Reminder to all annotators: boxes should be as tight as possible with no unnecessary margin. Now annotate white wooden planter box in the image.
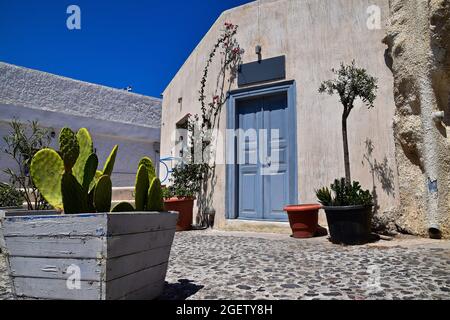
[0,211,178,300]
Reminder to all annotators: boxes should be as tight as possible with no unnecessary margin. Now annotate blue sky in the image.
[0,0,253,98]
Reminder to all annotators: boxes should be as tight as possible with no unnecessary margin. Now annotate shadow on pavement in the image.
[159,279,204,300]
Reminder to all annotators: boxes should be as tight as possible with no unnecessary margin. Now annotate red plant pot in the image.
[284,204,322,239]
[164,197,194,231]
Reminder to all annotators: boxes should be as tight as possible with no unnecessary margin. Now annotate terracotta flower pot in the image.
[284,204,321,238]
[164,197,194,231]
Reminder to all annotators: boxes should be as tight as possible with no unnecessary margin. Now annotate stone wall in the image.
[384,0,450,238]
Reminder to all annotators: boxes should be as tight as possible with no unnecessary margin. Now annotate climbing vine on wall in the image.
[187,22,243,165]
[186,22,244,224]
[198,22,243,132]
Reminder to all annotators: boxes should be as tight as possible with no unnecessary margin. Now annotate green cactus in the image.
[59,128,80,171]
[138,157,156,181]
[94,175,112,213]
[135,164,149,211]
[87,188,96,212]
[111,202,135,212]
[82,153,99,192]
[30,148,65,210]
[30,127,116,214]
[89,170,104,192]
[147,177,164,211]
[111,157,164,213]
[102,145,118,177]
[30,127,162,215]
[61,172,87,214]
[73,128,94,185]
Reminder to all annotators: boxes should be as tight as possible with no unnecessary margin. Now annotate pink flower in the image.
[224,22,234,30]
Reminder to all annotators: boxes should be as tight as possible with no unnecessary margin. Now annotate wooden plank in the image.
[3,236,105,259]
[106,246,171,281]
[4,210,59,217]
[117,279,165,300]
[2,212,176,300]
[0,216,5,251]
[0,231,5,251]
[13,277,101,300]
[9,257,103,281]
[2,213,107,237]
[107,212,178,235]
[105,262,168,300]
[107,229,176,258]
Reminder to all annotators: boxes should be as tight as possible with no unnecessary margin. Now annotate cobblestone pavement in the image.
[160,231,450,300]
[1,230,449,300]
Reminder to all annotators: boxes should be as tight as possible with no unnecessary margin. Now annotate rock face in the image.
[384,0,450,238]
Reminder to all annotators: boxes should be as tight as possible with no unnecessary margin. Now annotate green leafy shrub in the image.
[316,178,373,207]
[0,182,24,208]
[163,163,205,199]
[2,119,54,210]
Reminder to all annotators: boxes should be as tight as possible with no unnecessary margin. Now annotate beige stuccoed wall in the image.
[161,0,398,228]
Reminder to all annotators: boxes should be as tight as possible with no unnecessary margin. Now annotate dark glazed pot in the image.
[284,204,321,238]
[323,205,373,245]
[164,197,194,231]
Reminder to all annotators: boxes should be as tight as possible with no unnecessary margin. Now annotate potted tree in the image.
[0,127,177,300]
[163,163,203,231]
[316,179,374,245]
[0,182,24,210]
[316,61,378,245]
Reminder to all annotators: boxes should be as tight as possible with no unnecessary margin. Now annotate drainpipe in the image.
[415,0,445,239]
[419,78,442,239]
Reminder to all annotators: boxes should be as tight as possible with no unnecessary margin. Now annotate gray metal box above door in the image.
[238,56,286,87]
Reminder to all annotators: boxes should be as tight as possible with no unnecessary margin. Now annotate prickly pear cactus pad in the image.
[139,157,156,181]
[135,164,150,211]
[89,170,104,193]
[147,177,164,211]
[102,145,118,177]
[82,153,99,192]
[30,149,65,210]
[94,175,112,213]
[61,172,88,214]
[73,128,94,185]
[59,128,80,171]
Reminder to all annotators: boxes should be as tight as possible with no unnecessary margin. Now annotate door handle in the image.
[262,157,271,168]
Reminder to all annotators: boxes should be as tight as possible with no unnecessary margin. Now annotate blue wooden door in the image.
[237,92,290,221]
[237,97,263,219]
[262,94,290,220]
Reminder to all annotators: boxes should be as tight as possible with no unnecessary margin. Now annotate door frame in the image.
[226,80,298,220]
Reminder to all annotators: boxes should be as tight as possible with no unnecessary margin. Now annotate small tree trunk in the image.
[342,115,351,184]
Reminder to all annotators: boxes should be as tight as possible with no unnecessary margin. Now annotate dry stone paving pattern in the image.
[160,231,450,300]
[0,230,449,300]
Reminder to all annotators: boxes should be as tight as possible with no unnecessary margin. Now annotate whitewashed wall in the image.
[0,62,161,187]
